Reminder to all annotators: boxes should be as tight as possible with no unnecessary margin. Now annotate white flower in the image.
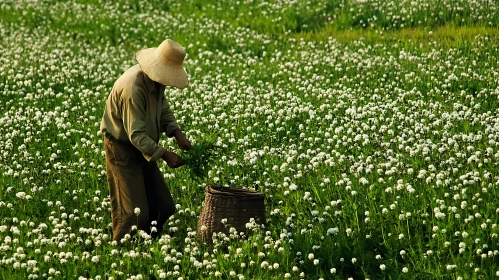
[380,264,386,270]
[327,227,339,235]
[402,267,408,273]
[260,261,269,268]
[134,207,141,216]
[16,192,27,199]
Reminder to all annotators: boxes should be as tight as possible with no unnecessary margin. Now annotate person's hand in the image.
[175,129,193,150]
[162,151,184,168]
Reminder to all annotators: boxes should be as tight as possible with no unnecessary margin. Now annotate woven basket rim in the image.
[206,185,264,197]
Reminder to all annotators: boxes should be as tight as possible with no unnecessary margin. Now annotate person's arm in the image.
[122,89,166,162]
[161,98,192,150]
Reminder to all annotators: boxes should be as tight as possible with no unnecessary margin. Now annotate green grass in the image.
[1,0,499,279]
[295,24,499,48]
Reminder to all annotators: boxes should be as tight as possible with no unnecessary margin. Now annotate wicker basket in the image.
[197,185,266,243]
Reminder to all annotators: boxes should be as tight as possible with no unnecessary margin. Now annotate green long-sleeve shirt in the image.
[100,64,180,162]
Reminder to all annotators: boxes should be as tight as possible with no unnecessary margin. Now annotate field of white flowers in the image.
[1,0,499,279]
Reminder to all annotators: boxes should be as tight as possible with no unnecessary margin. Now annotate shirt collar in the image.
[143,71,165,95]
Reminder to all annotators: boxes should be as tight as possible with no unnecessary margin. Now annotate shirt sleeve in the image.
[122,87,166,162]
[160,97,180,137]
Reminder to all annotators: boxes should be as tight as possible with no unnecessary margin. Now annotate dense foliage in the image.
[181,134,223,180]
[1,0,499,279]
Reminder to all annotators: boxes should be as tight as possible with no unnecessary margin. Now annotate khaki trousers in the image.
[104,136,175,242]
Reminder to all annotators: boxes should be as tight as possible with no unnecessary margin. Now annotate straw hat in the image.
[135,39,189,89]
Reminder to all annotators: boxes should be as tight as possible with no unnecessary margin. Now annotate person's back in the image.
[101,64,140,142]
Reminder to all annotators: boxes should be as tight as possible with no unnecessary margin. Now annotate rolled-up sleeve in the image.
[161,98,180,137]
[122,88,166,162]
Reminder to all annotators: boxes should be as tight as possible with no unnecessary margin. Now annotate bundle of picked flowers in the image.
[180,133,224,180]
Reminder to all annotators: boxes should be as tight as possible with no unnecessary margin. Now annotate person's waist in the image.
[103,131,118,141]
[104,132,135,146]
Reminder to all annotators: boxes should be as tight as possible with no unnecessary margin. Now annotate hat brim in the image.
[136,48,189,89]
